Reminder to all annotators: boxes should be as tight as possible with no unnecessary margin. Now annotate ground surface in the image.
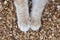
[0,0,60,40]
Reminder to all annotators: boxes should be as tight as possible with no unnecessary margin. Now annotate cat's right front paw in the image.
[17,18,31,33]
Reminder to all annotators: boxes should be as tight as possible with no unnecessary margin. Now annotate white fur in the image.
[14,0,48,32]
[14,0,30,33]
[31,0,48,30]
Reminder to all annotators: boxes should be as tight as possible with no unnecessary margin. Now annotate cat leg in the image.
[31,0,48,31]
[14,0,30,33]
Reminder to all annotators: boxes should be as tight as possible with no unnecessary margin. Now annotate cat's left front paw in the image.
[30,19,41,31]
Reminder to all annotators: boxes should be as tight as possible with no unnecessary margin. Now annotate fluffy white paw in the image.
[31,0,48,31]
[14,0,30,33]
[14,0,48,32]
[17,21,30,33]
[30,19,41,31]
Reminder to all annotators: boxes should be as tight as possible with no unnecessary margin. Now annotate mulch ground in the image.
[0,0,60,40]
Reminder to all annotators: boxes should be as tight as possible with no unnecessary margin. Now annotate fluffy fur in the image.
[14,0,30,33]
[14,0,48,33]
[31,0,48,30]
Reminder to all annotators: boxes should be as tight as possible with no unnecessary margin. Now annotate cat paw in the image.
[17,19,31,33]
[31,20,41,31]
